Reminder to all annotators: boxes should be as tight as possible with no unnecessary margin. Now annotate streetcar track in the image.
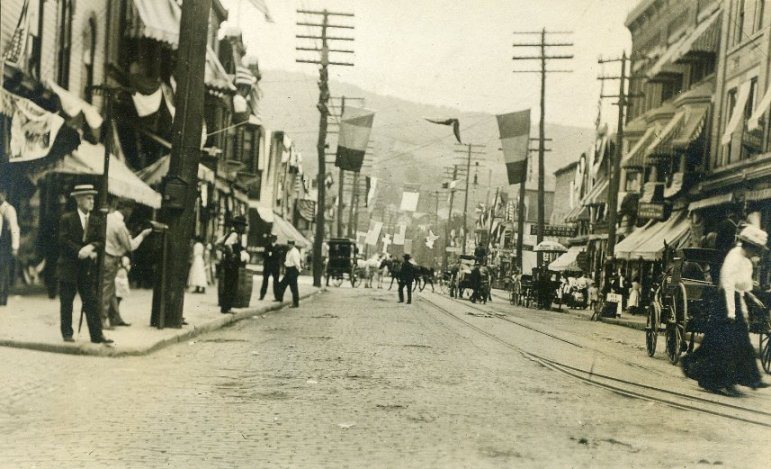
[419,294,771,428]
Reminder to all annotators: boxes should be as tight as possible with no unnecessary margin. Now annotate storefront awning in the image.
[35,142,162,208]
[671,10,722,64]
[632,211,690,260]
[272,214,311,249]
[582,179,609,206]
[721,80,752,145]
[135,154,215,185]
[126,0,181,49]
[548,246,584,272]
[646,111,685,160]
[564,204,587,223]
[126,0,235,93]
[622,126,658,169]
[745,188,771,202]
[615,211,690,260]
[689,192,733,211]
[254,206,275,223]
[671,105,709,150]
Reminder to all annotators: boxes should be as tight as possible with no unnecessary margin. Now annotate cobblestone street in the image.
[2,286,769,468]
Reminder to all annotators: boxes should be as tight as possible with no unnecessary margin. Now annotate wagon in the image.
[645,248,771,372]
[324,238,359,288]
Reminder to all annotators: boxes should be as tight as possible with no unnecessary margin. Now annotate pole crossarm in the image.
[512,42,574,47]
[296,35,354,41]
[512,55,574,60]
[297,22,354,29]
[512,70,573,73]
[296,47,355,53]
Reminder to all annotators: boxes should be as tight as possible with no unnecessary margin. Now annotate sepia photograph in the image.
[0,0,770,467]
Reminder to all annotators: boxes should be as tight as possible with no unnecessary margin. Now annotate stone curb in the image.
[0,289,324,358]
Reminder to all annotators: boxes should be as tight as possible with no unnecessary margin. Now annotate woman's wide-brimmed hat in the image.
[738,225,769,251]
[70,184,98,197]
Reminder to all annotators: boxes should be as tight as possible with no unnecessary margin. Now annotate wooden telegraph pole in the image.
[152,0,211,328]
[597,52,644,258]
[296,9,354,287]
[442,165,459,271]
[454,144,485,255]
[512,29,572,266]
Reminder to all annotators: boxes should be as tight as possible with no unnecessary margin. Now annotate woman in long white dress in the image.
[188,239,208,293]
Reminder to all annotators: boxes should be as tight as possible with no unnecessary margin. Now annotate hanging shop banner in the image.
[335,107,375,172]
[400,191,420,212]
[366,176,377,210]
[393,223,407,245]
[0,88,64,163]
[638,202,665,220]
[496,109,531,184]
[365,220,383,246]
[529,224,577,237]
[296,199,316,222]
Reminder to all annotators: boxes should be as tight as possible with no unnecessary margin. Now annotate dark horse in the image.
[380,258,402,290]
[412,265,435,292]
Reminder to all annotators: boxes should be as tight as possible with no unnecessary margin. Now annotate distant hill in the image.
[258,69,595,212]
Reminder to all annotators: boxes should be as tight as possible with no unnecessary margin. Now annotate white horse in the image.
[356,255,382,288]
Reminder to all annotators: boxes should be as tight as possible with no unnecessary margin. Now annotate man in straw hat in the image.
[277,239,302,308]
[57,184,112,344]
[0,185,20,307]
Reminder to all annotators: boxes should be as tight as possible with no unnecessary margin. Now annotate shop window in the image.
[757,0,766,31]
[736,0,747,45]
[724,88,738,165]
[56,0,74,87]
[741,79,763,160]
[661,78,683,102]
[690,56,715,84]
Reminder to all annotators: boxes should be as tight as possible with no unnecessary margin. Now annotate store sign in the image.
[530,224,577,237]
[638,202,665,220]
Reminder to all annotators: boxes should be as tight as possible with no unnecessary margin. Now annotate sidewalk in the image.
[0,274,320,357]
[489,289,648,330]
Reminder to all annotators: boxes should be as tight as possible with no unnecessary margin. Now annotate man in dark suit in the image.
[398,254,415,304]
[259,234,280,301]
[58,184,112,344]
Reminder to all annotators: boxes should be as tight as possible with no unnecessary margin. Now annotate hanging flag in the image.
[336,107,375,172]
[381,233,393,253]
[365,220,383,246]
[497,109,531,185]
[2,0,34,70]
[393,223,407,245]
[0,88,64,163]
[367,177,378,212]
[400,191,420,212]
[425,118,461,144]
[245,0,274,22]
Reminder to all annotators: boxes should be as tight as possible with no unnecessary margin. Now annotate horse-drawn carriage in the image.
[324,238,359,288]
[645,248,771,373]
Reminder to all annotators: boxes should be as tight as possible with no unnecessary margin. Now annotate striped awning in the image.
[615,211,690,260]
[746,188,771,202]
[671,105,709,150]
[672,10,722,64]
[646,111,686,160]
[622,126,658,169]
[126,0,235,93]
[582,179,609,207]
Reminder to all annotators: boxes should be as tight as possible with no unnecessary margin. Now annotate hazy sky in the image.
[220,0,638,129]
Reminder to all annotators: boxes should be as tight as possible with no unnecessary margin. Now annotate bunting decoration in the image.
[0,88,64,163]
[425,118,461,144]
[496,109,531,185]
[425,230,440,249]
[2,0,36,70]
[335,107,375,172]
[399,191,420,212]
[393,223,407,245]
[365,220,383,246]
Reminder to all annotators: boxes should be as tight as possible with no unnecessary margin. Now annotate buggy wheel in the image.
[645,306,657,357]
[665,322,682,365]
[760,333,771,374]
[333,275,343,287]
[350,271,359,288]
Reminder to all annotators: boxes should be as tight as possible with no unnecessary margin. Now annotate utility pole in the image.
[454,143,485,255]
[442,165,459,271]
[296,9,354,287]
[597,52,644,260]
[512,28,572,267]
[152,0,211,328]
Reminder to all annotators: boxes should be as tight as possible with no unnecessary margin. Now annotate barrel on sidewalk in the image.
[216,265,253,308]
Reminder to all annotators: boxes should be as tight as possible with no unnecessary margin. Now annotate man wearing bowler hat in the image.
[259,234,280,301]
[398,253,415,304]
[217,215,249,313]
[57,184,112,344]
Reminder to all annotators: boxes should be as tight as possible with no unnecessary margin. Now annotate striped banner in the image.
[336,107,375,172]
[496,109,531,185]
